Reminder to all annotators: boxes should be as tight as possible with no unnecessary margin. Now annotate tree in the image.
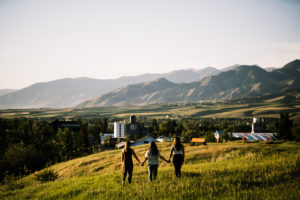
[205,131,216,142]
[182,130,198,142]
[103,118,108,133]
[276,112,293,140]
[169,119,177,136]
[292,124,300,141]
[77,125,89,154]
[159,121,169,136]
[152,119,159,132]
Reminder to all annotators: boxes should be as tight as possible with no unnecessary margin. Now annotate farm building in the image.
[156,136,173,142]
[116,136,159,149]
[125,115,147,138]
[114,121,125,138]
[131,136,158,147]
[214,117,276,142]
[232,133,276,141]
[214,131,276,142]
[115,141,135,149]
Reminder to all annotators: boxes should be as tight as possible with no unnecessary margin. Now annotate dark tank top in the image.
[123,148,133,164]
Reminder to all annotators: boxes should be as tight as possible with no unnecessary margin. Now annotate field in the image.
[1,141,300,200]
[0,90,299,122]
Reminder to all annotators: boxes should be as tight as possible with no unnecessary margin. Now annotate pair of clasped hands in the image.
[140,159,171,166]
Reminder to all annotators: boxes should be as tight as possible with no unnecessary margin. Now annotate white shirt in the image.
[145,150,160,165]
[171,145,183,155]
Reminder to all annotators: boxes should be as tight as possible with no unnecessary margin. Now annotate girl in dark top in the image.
[141,141,169,181]
[121,141,141,185]
[168,137,185,177]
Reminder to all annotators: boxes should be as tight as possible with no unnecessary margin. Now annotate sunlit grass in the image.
[1,141,300,199]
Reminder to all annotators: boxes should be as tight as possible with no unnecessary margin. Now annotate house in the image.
[131,136,157,147]
[115,140,135,149]
[156,136,173,142]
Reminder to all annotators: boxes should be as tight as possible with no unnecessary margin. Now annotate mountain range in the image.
[0,89,17,97]
[0,60,298,108]
[79,60,300,107]
[0,67,220,108]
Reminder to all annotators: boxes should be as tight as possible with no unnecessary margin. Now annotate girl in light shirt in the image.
[168,137,184,177]
[142,141,169,181]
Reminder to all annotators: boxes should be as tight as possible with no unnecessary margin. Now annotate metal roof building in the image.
[232,133,276,141]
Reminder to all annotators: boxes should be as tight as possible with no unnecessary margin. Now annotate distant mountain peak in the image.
[143,78,175,87]
[281,59,300,70]
[221,64,241,71]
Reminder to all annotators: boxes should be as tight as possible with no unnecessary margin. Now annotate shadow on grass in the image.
[93,166,105,172]
[183,171,202,178]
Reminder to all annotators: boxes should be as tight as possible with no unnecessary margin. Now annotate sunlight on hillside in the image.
[2,141,300,200]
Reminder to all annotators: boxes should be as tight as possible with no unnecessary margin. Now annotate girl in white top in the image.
[142,141,169,181]
[168,137,185,177]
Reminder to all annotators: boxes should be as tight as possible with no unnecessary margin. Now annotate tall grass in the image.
[1,141,300,199]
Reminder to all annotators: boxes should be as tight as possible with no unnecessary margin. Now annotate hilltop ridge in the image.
[80,60,300,107]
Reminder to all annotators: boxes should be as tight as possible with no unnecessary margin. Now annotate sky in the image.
[1,0,300,89]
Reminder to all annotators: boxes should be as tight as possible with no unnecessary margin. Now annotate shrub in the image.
[35,169,58,183]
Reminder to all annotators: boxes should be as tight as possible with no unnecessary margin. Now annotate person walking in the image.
[121,141,141,185]
[142,141,169,181]
[168,137,184,177]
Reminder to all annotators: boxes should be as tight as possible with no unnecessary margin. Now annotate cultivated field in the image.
[1,141,300,199]
[1,90,299,121]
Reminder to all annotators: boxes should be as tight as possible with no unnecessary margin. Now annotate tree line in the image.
[0,113,299,181]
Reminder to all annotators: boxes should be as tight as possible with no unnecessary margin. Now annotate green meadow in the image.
[1,141,300,200]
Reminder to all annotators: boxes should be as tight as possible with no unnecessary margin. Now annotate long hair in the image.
[174,137,182,151]
[124,141,131,152]
[149,141,159,156]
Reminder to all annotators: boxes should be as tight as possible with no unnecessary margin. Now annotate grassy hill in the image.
[1,141,300,199]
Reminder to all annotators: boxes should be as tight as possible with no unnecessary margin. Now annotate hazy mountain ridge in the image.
[0,89,17,97]
[0,67,220,108]
[79,59,300,107]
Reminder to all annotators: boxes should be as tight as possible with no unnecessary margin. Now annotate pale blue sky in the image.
[1,0,300,89]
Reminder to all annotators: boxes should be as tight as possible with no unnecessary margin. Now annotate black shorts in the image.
[173,154,183,165]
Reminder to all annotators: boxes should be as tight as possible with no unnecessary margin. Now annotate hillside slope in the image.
[1,141,300,200]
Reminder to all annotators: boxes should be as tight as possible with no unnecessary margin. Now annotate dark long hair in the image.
[174,137,182,151]
[149,141,158,156]
[124,141,131,152]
